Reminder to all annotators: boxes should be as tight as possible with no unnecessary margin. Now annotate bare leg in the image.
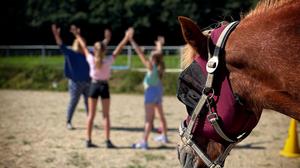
[101,98,110,140]
[155,104,168,137]
[143,104,155,142]
[82,82,90,115]
[87,98,97,141]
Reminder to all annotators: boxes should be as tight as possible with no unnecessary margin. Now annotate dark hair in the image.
[151,52,165,79]
[100,41,106,51]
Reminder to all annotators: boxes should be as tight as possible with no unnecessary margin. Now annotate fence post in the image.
[41,45,46,63]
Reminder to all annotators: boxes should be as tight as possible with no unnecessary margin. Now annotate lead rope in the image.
[179,21,243,168]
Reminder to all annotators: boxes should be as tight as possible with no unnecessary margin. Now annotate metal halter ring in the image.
[202,87,215,99]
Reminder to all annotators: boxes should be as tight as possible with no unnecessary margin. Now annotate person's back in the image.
[143,63,160,89]
[129,33,168,149]
[60,41,90,82]
[70,25,133,148]
[86,52,114,81]
[51,24,91,130]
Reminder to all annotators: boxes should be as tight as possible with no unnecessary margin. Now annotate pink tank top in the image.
[86,53,115,80]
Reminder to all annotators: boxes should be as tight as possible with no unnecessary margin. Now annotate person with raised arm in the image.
[70,25,133,148]
[128,31,168,150]
[52,24,108,130]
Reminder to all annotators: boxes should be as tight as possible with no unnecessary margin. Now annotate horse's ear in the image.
[178,16,207,57]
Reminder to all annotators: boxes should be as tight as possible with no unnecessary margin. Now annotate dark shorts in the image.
[88,81,110,99]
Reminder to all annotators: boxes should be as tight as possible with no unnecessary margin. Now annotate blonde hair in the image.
[180,29,212,70]
[94,42,106,69]
[181,44,196,70]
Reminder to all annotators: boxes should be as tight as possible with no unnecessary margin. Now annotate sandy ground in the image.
[0,90,299,168]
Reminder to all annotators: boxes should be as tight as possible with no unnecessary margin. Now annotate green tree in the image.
[24,0,258,45]
[26,0,90,27]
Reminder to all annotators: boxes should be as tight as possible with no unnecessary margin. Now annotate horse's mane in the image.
[181,44,196,69]
[244,0,295,19]
[181,29,214,69]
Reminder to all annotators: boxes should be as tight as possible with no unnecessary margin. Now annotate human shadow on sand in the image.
[110,126,178,133]
[234,141,268,150]
[70,126,177,133]
[84,145,176,150]
[114,145,176,150]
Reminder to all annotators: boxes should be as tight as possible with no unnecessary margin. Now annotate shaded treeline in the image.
[0,0,258,45]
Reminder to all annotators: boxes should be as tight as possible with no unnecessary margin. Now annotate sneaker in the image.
[86,140,98,148]
[154,135,168,143]
[105,140,116,148]
[132,141,148,150]
[67,123,74,130]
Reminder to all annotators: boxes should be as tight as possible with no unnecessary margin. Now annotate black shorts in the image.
[88,80,110,99]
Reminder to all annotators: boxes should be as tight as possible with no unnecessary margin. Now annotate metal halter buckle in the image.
[202,87,215,100]
[178,122,186,137]
[210,164,222,168]
[206,56,219,73]
[207,112,219,122]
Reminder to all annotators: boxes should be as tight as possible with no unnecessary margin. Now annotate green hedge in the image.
[0,65,179,95]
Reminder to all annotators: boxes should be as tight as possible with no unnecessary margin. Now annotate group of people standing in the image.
[51,24,168,149]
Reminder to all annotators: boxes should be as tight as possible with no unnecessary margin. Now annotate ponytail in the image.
[94,42,106,69]
[152,52,165,79]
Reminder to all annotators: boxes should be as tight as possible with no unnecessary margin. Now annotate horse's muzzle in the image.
[177,142,200,168]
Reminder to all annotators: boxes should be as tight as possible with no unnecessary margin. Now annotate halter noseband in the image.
[178,21,250,168]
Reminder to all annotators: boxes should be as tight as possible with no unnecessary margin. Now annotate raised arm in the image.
[112,28,131,59]
[51,24,62,45]
[102,29,111,46]
[70,25,90,56]
[128,30,150,69]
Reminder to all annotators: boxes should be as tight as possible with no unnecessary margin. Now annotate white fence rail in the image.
[0,45,184,72]
[0,45,183,56]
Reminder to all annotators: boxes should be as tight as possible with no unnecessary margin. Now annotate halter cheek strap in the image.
[179,21,251,168]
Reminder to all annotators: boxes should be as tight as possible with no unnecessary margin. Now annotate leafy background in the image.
[0,0,258,45]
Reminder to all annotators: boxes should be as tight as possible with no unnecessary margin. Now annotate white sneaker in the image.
[67,123,74,130]
[132,141,148,150]
[154,135,168,143]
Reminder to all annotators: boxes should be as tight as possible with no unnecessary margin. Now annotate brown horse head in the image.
[177,0,300,167]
